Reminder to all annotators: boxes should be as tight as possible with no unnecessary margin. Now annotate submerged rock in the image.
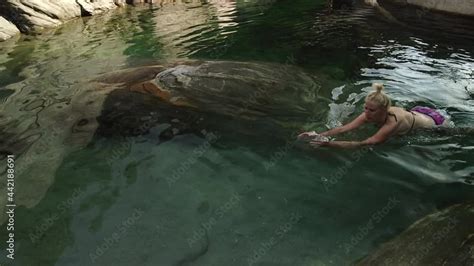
[356,202,474,265]
[95,60,327,142]
[0,59,324,224]
[102,60,321,119]
[96,60,327,140]
[0,79,118,224]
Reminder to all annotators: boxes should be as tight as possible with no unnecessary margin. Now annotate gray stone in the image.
[77,0,118,16]
[0,0,119,34]
[114,0,127,7]
[0,16,20,41]
[356,202,474,265]
[364,0,378,6]
[384,0,474,16]
[151,61,320,118]
[1,0,82,32]
[96,60,326,137]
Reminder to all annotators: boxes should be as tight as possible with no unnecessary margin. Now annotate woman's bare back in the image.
[388,107,436,135]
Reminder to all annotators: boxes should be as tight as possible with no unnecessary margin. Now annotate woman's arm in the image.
[298,113,367,140]
[317,140,365,149]
[320,113,367,137]
[312,121,398,149]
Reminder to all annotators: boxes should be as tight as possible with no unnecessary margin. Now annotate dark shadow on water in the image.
[94,88,311,149]
[0,38,36,87]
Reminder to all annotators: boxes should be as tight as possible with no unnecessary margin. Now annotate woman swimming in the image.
[298,83,448,148]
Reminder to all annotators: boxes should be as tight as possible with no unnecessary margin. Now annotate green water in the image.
[1,1,474,265]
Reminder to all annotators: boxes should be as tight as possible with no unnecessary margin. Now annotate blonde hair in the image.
[365,83,391,110]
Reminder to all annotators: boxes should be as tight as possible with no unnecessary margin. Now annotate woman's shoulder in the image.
[389,106,410,118]
[389,106,406,112]
[387,106,410,124]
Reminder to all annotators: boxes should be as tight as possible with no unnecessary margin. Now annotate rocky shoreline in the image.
[0,0,139,41]
[383,0,474,17]
[2,0,474,42]
[357,202,474,265]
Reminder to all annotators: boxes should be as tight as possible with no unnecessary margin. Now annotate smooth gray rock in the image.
[0,0,119,35]
[77,0,117,16]
[95,60,328,140]
[0,0,82,32]
[99,60,321,119]
[0,16,20,41]
[385,0,474,16]
[156,61,320,116]
[114,0,127,7]
[357,202,474,265]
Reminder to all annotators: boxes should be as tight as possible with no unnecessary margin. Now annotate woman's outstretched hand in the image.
[298,131,331,148]
[310,139,330,147]
[297,131,318,141]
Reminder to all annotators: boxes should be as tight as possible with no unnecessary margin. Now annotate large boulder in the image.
[107,60,321,119]
[0,16,20,41]
[0,0,82,32]
[356,202,474,265]
[76,0,118,16]
[0,0,119,34]
[95,60,327,141]
[93,60,331,153]
[384,0,474,16]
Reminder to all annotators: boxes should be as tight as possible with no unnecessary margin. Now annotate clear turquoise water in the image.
[0,1,474,265]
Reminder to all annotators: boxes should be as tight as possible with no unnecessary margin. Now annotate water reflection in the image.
[151,1,228,57]
[360,39,474,119]
[149,0,275,57]
[0,1,473,265]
